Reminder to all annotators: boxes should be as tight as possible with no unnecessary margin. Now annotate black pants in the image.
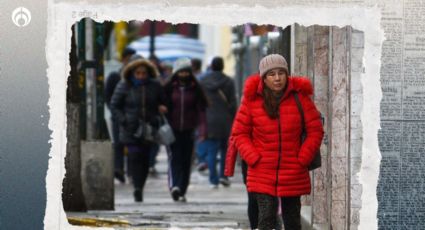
[280,196,301,230]
[251,192,301,230]
[242,161,301,230]
[242,161,259,229]
[127,144,150,191]
[149,143,160,168]
[112,117,126,176]
[168,129,194,196]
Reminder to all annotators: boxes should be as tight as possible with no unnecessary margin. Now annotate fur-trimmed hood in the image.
[121,58,160,81]
[243,73,314,100]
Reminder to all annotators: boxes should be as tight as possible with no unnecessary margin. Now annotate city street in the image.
[63,20,335,229]
[67,146,251,229]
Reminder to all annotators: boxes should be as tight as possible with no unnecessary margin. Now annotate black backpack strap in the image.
[293,92,305,133]
[294,92,323,171]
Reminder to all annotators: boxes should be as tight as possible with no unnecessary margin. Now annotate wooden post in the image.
[330,26,351,229]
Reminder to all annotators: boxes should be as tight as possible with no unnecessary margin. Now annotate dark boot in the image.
[171,187,181,201]
[115,170,125,184]
[134,189,143,202]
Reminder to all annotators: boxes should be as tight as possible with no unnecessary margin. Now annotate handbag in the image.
[293,93,322,171]
[133,119,156,143]
[155,115,175,145]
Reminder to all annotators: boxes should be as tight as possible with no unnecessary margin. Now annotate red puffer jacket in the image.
[227,74,323,197]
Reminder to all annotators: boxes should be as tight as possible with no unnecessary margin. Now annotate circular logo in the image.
[12,7,31,27]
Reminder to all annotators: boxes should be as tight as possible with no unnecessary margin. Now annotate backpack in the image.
[293,93,323,171]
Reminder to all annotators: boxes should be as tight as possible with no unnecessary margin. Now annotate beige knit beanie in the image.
[172,57,192,74]
[259,54,289,77]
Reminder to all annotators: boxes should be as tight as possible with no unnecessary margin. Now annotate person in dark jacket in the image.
[164,58,208,202]
[110,57,167,202]
[198,57,237,188]
[105,47,136,184]
[228,54,324,229]
[191,58,202,79]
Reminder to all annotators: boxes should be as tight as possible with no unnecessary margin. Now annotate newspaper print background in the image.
[39,0,424,229]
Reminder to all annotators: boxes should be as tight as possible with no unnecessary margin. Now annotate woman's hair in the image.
[262,85,281,119]
[122,58,159,81]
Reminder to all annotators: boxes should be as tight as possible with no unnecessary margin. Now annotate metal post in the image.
[94,22,107,139]
[78,20,87,140]
[85,18,95,140]
[149,20,156,58]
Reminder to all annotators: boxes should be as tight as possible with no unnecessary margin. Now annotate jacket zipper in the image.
[180,87,185,130]
[275,112,282,196]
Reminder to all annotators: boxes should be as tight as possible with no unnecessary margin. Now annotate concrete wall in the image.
[81,141,114,210]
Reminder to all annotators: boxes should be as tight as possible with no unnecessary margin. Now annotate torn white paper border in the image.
[44,2,384,229]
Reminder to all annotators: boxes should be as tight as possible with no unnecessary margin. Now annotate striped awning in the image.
[128,34,205,62]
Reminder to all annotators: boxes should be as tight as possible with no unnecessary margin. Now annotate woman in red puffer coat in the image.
[227,54,323,230]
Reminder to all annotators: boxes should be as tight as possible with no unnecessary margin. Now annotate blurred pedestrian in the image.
[191,58,202,79]
[164,58,208,202]
[147,54,165,176]
[225,54,324,229]
[193,57,213,171]
[149,55,164,79]
[105,47,136,184]
[110,57,167,202]
[160,61,173,80]
[198,57,236,188]
[196,56,214,81]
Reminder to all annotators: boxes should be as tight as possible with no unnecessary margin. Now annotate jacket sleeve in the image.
[224,135,238,177]
[226,79,237,119]
[110,81,128,125]
[105,71,120,108]
[297,94,324,167]
[156,81,167,107]
[231,97,261,167]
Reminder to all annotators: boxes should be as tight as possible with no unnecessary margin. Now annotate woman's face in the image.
[263,68,288,92]
[133,66,148,80]
[177,70,190,79]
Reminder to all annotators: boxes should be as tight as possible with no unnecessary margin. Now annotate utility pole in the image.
[78,20,87,140]
[149,20,156,58]
[85,18,96,140]
[94,22,107,139]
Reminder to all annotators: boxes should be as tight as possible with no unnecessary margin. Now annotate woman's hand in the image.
[158,105,168,114]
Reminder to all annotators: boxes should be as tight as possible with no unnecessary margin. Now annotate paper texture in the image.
[44,0,425,229]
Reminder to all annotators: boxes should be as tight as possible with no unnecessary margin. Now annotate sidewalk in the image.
[67,146,251,229]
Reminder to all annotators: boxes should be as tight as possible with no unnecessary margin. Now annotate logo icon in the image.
[12,7,31,27]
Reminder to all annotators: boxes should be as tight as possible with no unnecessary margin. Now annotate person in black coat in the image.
[110,57,167,202]
[105,47,136,184]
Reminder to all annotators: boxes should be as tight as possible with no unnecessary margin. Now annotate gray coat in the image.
[200,71,237,139]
